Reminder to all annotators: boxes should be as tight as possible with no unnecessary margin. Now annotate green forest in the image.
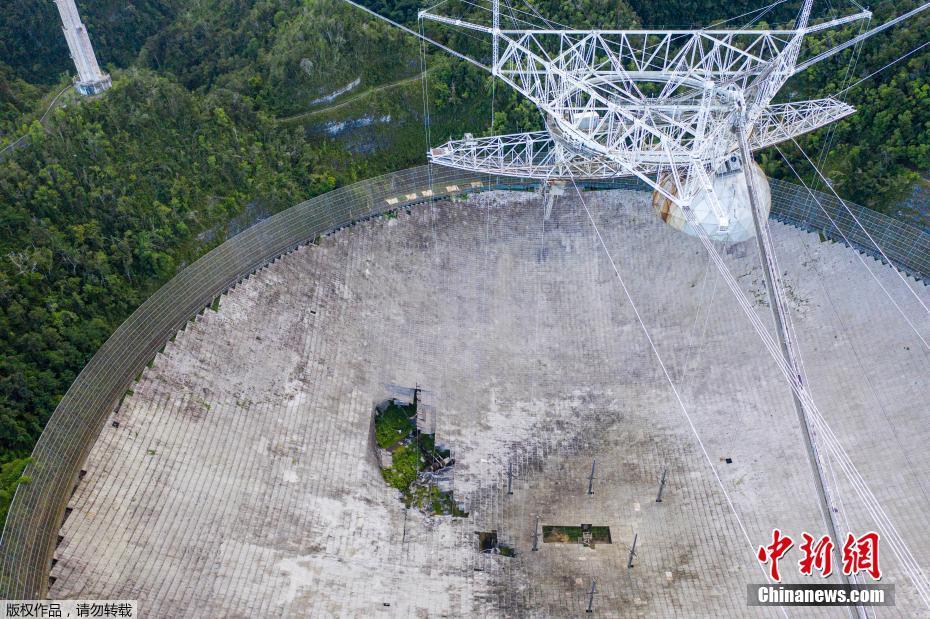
[0,0,928,524]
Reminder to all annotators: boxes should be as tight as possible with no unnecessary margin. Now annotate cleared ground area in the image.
[49,189,929,617]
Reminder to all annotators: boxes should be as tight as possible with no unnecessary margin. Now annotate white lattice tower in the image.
[53,0,111,95]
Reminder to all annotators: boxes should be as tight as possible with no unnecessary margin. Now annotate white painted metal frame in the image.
[420,1,873,211]
[429,98,855,178]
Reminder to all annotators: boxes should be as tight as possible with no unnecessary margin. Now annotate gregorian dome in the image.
[652,156,772,243]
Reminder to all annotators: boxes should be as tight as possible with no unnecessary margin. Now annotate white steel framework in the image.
[430,98,855,180]
[422,1,927,216]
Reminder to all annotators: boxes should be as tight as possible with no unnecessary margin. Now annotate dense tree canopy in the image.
[768,1,930,206]
[0,71,339,459]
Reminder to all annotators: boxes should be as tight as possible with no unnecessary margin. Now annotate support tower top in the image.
[53,0,111,96]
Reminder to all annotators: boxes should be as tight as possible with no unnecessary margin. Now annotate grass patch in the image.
[543,524,612,544]
[381,444,420,493]
[408,483,467,516]
[374,396,465,517]
[374,401,416,449]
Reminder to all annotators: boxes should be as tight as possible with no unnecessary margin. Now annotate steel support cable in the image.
[501,0,529,32]
[675,176,930,608]
[804,406,930,604]
[707,0,792,29]
[519,0,570,30]
[564,176,792,612]
[688,193,928,589]
[790,190,930,518]
[663,157,927,599]
[340,0,491,72]
[691,221,930,608]
[741,3,781,29]
[832,39,930,97]
[773,144,930,350]
[814,15,868,184]
[788,135,930,320]
[422,0,451,15]
[420,18,435,194]
[795,2,930,73]
[739,125,856,606]
[503,0,572,29]
[454,0,553,30]
[786,182,928,452]
[747,157,872,615]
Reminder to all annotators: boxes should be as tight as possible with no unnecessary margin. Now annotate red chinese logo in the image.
[757,529,794,582]
[842,532,881,580]
[798,533,834,577]
[757,530,881,581]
